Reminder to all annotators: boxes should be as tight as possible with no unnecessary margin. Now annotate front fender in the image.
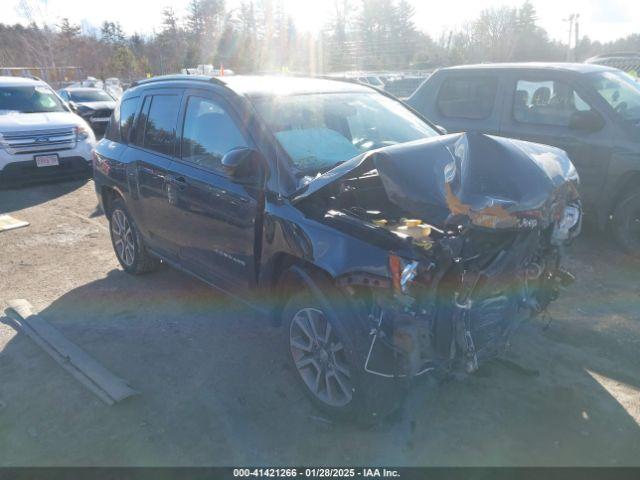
[259,203,393,288]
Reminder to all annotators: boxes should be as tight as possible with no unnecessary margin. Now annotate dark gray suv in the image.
[407,63,640,254]
[94,74,581,422]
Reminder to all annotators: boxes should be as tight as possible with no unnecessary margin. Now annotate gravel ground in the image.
[0,179,639,466]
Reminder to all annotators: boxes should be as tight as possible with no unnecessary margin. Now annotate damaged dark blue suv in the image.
[94,75,581,422]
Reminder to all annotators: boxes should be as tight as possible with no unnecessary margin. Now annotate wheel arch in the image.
[611,171,640,216]
[100,185,125,216]
[266,253,336,326]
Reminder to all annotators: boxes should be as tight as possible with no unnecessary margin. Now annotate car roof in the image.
[439,62,617,75]
[134,74,374,97]
[222,75,374,96]
[0,76,47,87]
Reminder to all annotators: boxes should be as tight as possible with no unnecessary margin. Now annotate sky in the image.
[4,0,639,44]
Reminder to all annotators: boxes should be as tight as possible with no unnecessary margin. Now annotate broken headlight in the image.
[552,203,582,244]
[400,261,420,293]
[563,204,581,229]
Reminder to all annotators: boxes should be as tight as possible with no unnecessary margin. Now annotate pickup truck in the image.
[407,62,640,254]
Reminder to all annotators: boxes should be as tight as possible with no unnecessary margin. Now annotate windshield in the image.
[253,92,438,174]
[69,90,114,102]
[586,70,640,124]
[0,85,66,114]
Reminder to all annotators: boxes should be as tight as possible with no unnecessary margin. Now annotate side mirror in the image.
[569,110,604,132]
[221,147,265,185]
[67,101,78,113]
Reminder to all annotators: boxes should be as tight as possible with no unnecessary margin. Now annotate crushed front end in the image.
[295,132,581,379]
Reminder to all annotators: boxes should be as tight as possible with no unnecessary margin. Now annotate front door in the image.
[165,91,263,291]
[499,73,613,212]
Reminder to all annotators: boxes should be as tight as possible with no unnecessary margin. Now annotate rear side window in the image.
[104,103,120,141]
[180,96,248,173]
[513,79,592,127]
[105,96,138,142]
[119,97,139,142]
[138,94,180,156]
[437,76,498,119]
[133,97,150,146]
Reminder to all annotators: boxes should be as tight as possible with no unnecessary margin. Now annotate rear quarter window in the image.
[437,75,498,119]
[105,96,139,143]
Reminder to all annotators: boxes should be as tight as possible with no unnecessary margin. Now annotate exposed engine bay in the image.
[294,132,582,378]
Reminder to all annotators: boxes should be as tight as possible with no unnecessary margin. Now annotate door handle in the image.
[167,175,188,190]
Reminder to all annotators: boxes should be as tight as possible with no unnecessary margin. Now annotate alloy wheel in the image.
[289,307,353,407]
[111,209,136,267]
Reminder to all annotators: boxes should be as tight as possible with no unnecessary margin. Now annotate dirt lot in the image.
[1,179,639,466]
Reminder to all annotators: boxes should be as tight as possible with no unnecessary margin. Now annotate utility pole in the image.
[574,15,580,60]
[564,13,580,61]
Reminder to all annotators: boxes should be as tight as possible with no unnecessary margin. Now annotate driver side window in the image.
[513,79,592,127]
[180,96,248,174]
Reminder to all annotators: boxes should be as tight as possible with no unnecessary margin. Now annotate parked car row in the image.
[0,64,634,423]
[327,71,432,99]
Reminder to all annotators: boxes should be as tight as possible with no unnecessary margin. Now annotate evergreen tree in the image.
[100,21,125,45]
[58,18,80,40]
[159,7,185,73]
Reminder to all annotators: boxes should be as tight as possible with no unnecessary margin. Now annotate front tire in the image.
[108,198,160,274]
[282,284,405,424]
[613,191,640,256]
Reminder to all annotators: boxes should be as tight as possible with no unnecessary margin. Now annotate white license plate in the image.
[91,117,110,123]
[34,154,59,167]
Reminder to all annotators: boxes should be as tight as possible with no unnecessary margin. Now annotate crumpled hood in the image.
[0,111,84,133]
[292,132,580,230]
[75,101,116,111]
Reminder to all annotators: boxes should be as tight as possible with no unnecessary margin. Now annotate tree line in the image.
[0,0,638,83]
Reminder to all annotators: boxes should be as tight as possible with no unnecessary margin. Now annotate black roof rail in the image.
[132,74,226,88]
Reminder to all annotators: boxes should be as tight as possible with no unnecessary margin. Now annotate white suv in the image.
[0,76,96,187]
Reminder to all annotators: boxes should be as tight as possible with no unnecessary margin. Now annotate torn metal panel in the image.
[5,299,138,405]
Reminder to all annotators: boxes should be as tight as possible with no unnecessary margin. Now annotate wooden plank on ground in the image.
[0,215,29,232]
[5,299,138,405]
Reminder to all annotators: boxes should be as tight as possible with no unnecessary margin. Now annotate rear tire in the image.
[282,281,405,424]
[108,198,160,274]
[613,191,640,256]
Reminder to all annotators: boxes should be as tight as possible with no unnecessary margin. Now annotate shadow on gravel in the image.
[2,261,640,466]
[0,178,90,214]
[88,205,104,218]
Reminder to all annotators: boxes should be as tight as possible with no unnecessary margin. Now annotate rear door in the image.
[122,88,184,257]
[498,72,613,210]
[164,89,262,291]
[413,71,502,134]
